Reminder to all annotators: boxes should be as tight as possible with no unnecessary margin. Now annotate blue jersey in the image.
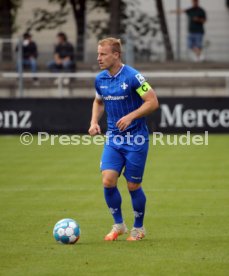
[95,64,150,140]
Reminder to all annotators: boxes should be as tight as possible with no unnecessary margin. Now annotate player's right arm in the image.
[88,97,104,136]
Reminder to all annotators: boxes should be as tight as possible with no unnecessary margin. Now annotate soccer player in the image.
[88,38,159,241]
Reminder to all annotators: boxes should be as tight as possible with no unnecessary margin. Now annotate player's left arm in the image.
[116,82,159,131]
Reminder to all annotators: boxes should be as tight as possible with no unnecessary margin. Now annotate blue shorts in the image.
[100,141,149,184]
[187,33,203,49]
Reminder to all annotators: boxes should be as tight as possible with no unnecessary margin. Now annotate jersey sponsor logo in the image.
[135,73,145,85]
[102,95,128,101]
[100,85,108,89]
[121,82,128,90]
[131,176,142,180]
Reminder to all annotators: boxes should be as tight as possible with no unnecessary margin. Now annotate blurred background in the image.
[0,3,228,275]
[0,0,229,133]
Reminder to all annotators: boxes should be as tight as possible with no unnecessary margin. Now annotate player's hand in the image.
[116,115,133,132]
[88,123,101,136]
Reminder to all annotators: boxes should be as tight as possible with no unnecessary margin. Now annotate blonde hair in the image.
[98,37,122,54]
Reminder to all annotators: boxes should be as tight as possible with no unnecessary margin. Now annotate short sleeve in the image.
[131,72,153,97]
[131,72,146,90]
[95,78,102,100]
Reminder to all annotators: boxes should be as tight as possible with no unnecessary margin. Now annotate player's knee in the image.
[127,182,141,191]
[102,175,117,188]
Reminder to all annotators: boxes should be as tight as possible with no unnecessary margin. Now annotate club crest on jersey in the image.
[135,73,145,84]
[121,82,128,90]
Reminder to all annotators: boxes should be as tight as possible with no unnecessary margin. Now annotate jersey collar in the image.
[106,64,125,78]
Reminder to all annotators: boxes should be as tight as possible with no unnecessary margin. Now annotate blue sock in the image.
[129,187,146,228]
[104,187,123,224]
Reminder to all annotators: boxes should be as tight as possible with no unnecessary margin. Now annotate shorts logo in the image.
[121,82,128,90]
[131,176,142,180]
[135,74,145,85]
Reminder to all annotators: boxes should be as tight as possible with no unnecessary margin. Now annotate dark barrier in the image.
[0,98,101,134]
[0,97,229,134]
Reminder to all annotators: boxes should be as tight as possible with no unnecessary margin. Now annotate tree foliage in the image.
[0,0,22,61]
[0,0,22,36]
[26,0,87,60]
[26,0,172,61]
[26,0,69,32]
[88,0,161,61]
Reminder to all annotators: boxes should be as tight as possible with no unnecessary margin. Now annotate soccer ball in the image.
[53,218,80,244]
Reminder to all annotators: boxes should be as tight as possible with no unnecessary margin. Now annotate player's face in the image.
[97,44,119,70]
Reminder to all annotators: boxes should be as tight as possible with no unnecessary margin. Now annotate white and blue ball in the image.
[53,218,80,244]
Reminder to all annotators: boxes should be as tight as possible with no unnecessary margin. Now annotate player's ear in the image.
[114,51,120,59]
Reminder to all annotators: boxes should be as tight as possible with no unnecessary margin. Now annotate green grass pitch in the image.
[0,134,228,276]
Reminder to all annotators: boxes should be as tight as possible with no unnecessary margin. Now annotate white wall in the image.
[14,0,229,62]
